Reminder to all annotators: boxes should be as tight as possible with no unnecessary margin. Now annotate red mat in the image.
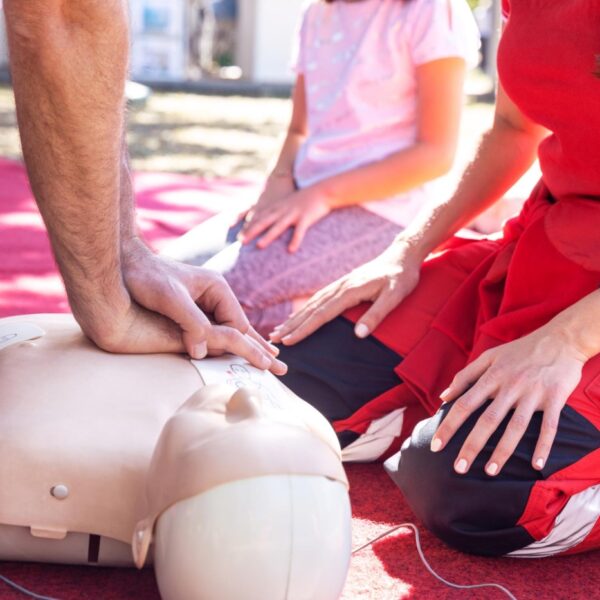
[1,159,598,600]
[0,158,254,318]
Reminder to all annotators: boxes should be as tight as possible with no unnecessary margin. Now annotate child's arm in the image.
[242,58,469,251]
[240,75,308,235]
[268,74,308,179]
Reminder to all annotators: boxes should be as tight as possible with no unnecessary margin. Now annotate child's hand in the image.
[240,174,296,233]
[240,186,332,253]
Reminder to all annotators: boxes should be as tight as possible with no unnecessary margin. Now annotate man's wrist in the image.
[121,234,149,256]
[68,276,132,343]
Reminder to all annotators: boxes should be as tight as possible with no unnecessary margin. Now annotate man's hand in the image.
[110,240,286,374]
[239,185,332,253]
[270,240,422,344]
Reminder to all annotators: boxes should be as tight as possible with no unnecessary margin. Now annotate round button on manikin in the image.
[51,485,70,500]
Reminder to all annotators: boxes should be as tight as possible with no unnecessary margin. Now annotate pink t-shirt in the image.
[292,0,480,226]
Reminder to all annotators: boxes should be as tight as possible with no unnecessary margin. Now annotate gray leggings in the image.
[205,206,403,336]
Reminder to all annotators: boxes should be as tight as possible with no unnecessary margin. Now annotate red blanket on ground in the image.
[0,159,598,599]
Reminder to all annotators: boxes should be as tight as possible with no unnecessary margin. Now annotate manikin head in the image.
[133,385,352,600]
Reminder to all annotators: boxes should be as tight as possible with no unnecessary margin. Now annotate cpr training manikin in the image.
[0,314,352,600]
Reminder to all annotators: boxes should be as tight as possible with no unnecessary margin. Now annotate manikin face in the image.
[132,383,349,568]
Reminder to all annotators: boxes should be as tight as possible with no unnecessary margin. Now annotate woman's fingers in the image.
[430,373,499,457]
[270,280,367,346]
[531,405,561,471]
[434,374,563,476]
[280,290,362,345]
[485,399,538,475]
[353,277,417,338]
[269,287,336,343]
[427,327,581,476]
[440,352,493,403]
[449,387,533,475]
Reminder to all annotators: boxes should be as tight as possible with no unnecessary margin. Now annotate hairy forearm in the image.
[314,141,455,210]
[5,0,130,318]
[398,119,543,261]
[119,132,141,248]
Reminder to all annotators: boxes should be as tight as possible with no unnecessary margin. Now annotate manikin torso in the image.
[0,315,351,600]
[1,314,203,548]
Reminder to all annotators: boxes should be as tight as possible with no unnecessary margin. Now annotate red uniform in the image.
[281,0,600,557]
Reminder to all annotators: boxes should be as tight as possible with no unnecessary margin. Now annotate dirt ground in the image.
[0,85,493,180]
[0,84,538,218]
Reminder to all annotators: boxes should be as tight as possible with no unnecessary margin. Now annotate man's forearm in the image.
[119,131,140,247]
[5,0,130,325]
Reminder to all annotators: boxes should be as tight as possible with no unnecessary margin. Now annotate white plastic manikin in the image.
[0,315,352,600]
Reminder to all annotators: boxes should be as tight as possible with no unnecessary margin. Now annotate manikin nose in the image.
[226,388,263,422]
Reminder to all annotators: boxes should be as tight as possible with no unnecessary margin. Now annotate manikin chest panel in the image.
[0,315,351,600]
[0,314,203,545]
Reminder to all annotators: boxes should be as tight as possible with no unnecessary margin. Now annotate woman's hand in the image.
[270,240,423,345]
[431,323,588,476]
[240,185,332,253]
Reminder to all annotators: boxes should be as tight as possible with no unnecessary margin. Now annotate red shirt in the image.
[499,0,600,202]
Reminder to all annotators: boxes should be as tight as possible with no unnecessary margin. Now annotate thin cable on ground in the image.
[352,522,518,600]
[1,522,517,600]
[0,574,60,600]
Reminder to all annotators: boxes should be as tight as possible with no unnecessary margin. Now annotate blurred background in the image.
[1,0,536,237]
[0,0,510,185]
[0,0,500,88]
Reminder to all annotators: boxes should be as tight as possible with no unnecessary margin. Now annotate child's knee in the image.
[223,267,260,309]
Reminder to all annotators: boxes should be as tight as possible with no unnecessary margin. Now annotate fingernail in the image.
[275,359,288,374]
[440,388,450,401]
[259,355,271,369]
[281,335,292,344]
[535,458,545,470]
[355,324,370,339]
[192,343,208,360]
[455,458,469,474]
[430,437,443,452]
[486,462,498,477]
